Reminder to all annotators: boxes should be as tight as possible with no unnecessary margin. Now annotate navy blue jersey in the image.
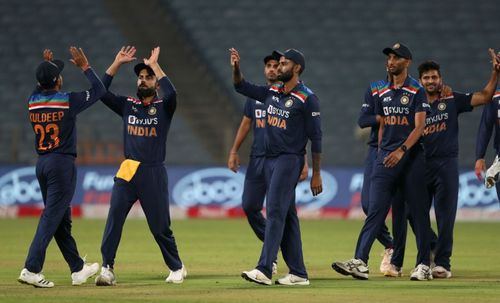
[28,68,106,156]
[358,83,382,147]
[374,77,429,151]
[243,98,267,157]
[101,74,176,164]
[476,87,500,158]
[422,92,473,158]
[235,80,321,156]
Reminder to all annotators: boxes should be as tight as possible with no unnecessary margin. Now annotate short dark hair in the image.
[418,60,441,78]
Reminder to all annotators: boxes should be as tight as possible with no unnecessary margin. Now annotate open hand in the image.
[69,46,90,71]
[115,46,136,65]
[144,46,160,66]
[43,49,53,62]
[229,48,240,68]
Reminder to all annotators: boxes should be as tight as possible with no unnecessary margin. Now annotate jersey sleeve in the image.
[358,85,378,128]
[68,68,106,115]
[414,88,429,113]
[243,98,254,119]
[158,76,177,118]
[453,91,473,114]
[304,94,322,153]
[475,102,495,159]
[99,73,126,116]
[234,79,269,102]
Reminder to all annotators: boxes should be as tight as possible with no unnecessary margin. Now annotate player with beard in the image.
[227,52,309,275]
[230,47,322,286]
[332,43,433,281]
[94,46,186,285]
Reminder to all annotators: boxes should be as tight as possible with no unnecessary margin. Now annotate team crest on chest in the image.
[285,99,294,108]
[148,106,157,116]
[400,95,410,105]
[438,102,446,111]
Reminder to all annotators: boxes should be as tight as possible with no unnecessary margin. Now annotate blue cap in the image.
[273,48,305,73]
[36,60,64,87]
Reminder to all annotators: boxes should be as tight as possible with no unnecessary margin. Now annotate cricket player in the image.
[228,52,308,275]
[18,48,104,288]
[332,43,433,281]
[475,80,500,194]
[230,47,322,286]
[94,46,186,285]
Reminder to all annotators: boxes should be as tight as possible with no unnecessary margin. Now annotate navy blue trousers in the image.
[25,153,84,273]
[256,154,306,279]
[361,146,394,249]
[100,163,182,271]
[355,146,431,267]
[396,157,458,270]
[242,156,267,242]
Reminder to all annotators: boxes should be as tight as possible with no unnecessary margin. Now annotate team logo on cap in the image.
[400,95,409,105]
[148,106,157,116]
[393,43,400,49]
[285,99,294,108]
[438,102,446,111]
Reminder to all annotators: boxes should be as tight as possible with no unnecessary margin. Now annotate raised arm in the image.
[100,46,137,115]
[68,46,106,114]
[144,47,176,102]
[230,48,269,101]
[470,49,500,106]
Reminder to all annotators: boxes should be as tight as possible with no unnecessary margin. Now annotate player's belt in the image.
[116,159,141,182]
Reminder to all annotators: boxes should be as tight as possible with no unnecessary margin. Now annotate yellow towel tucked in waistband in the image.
[116,159,141,182]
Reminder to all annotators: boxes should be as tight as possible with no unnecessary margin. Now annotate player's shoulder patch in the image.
[127,96,142,104]
[402,77,422,95]
[269,83,283,93]
[370,80,387,96]
[291,84,313,103]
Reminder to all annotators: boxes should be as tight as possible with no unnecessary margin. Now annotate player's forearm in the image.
[402,112,426,149]
[233,64,243,84]
[105,61,123,77]
[472,70,499,106]
[311,152,321,176]
[84,68,106,101]
[230,123,250,153]
[149,62,167,80]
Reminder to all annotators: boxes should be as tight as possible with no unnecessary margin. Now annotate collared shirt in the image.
[422,92,473,158]
[235,80,322,157]
[243,97,267,157]
[476,87,500,158]
[374,76,429,152]
[28,68,105,156]
[101,74,177,164]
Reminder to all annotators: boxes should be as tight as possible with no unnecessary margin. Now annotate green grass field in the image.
[1,218,499,302]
